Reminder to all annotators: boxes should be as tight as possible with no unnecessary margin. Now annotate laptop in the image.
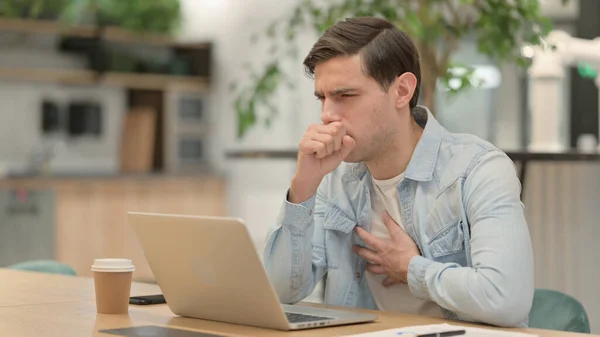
[127,212,378,331]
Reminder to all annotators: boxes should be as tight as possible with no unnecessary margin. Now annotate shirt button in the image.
[355,272,361,278]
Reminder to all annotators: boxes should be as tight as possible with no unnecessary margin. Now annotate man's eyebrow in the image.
[331,88,356,95]
[314,88,357,97]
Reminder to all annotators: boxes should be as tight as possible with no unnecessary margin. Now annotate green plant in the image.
[0,0,71,20]
[95,0,181,34]
[0,0,182,35]
[233,0,567,139]
[232,62,286,138]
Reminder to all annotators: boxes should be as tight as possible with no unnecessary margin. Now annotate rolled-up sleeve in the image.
[263,178,328,304]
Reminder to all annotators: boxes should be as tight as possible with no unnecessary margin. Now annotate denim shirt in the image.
[263,106,534,327]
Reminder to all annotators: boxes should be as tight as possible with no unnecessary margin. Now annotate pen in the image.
[416,329,466,337]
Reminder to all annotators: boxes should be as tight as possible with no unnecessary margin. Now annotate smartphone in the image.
[129,294,166,305]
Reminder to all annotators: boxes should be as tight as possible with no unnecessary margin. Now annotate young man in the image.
[262,17,534,327]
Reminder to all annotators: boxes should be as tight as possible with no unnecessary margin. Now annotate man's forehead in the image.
[314,54,363,75]
[314,55,366,93]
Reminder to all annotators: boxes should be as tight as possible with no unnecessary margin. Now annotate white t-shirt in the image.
[365,172,444,317]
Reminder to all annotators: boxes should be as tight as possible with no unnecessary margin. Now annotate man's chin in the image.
[342,153,360,163]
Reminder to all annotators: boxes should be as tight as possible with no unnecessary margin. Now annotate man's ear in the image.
[392,72,417,109]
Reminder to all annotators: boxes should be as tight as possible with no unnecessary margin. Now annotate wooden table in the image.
[0,269,593,337]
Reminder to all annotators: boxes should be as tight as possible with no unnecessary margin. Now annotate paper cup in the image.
[92,259,135,314]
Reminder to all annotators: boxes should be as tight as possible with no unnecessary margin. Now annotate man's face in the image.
[314,54,398,163]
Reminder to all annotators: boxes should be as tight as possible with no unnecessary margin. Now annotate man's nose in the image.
[321,110,341,124]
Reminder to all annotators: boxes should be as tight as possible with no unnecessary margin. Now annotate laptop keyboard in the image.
[285,312,332,323]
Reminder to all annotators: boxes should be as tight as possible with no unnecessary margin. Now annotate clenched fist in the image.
[289,122,355,204]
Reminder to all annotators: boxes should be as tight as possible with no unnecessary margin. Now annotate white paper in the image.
[342,323,539,337]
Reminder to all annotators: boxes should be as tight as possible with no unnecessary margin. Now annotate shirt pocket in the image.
[428,219,468,265]
[323,205,356,269]
[423,178,469,264]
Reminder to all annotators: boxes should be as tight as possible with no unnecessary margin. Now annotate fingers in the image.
[352,245,381,265]
[382,211,402,239]
[314,123,344,152]
[354,226,383,251]
[339,135,356,160]
[382,276,402,288]
[314,122,344,136]
[299,123,347,159]
[366,263,387,275]
[298,139,328,157]
[310,133,335,158]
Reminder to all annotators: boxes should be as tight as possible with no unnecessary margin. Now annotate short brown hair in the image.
[303,17,421,108]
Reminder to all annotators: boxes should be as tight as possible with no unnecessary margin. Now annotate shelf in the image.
[100,72,209,92]
[0,18,211,90]
[0,67,96,85]
[0,18,209,49]
[0,17,95,38]
[0,67,209,91]
[101,26,209,49]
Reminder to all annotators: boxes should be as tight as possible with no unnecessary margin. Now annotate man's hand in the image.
[289,122,355,203]
[352,211,420,286]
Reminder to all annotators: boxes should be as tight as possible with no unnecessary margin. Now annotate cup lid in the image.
[91,258,135,272]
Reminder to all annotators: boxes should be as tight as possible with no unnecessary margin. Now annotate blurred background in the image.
[0,0,599,332]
